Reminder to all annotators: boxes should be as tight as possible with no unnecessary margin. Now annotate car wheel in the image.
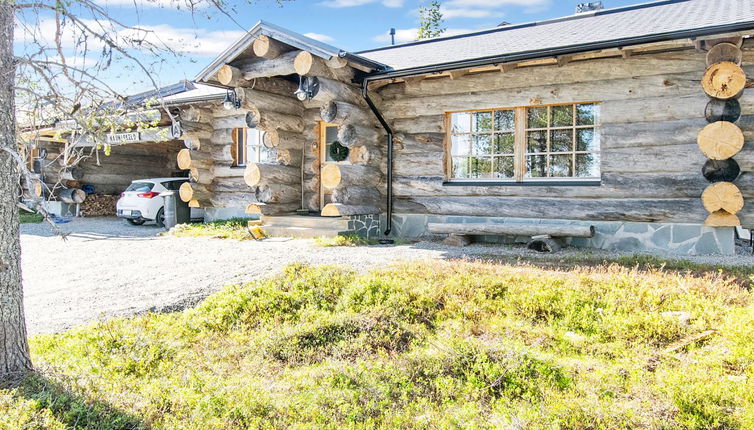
[127,218,145,226]
[155,208,165,227]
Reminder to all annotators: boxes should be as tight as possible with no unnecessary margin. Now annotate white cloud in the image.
[120,25,245,56]
[441,7,505,19]
[303,32,336,43]
[320,0,403,8]
[372,27,474,44]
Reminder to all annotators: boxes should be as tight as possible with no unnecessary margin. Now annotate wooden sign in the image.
[105,131,140,144]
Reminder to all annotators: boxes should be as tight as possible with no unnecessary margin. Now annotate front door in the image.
[319,122,345,209]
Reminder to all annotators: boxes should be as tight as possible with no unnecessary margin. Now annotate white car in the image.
[116,178,202,226]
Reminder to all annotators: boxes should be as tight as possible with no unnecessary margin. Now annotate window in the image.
[447,103,599,182]
[162,179,187,191]
[231,128,270,167]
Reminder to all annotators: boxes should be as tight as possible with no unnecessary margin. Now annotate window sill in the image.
[442,180,601,187]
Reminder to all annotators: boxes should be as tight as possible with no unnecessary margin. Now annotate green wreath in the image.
[329,141,349,162]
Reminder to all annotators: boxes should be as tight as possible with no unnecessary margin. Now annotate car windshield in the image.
[125,182,154,192]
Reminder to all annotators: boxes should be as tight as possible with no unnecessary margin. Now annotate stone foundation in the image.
[347,214,381,239]
[383,213,736,255]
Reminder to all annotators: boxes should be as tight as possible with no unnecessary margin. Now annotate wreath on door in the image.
[329,141,349,162]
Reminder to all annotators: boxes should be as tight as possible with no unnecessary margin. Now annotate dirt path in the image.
[21,217,754,335]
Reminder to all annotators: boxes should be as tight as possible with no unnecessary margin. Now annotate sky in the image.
[15,0,647,95]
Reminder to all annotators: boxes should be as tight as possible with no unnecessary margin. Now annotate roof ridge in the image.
[356,0,691,55]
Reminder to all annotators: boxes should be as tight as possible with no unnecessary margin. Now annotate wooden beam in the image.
[556,55,573,67]
[448,70,468,80]
[499,63,517,73]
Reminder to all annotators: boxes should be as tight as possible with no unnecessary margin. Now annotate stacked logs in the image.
[698,38,747,227]
[318,100,384,217]
[80,194,118,216]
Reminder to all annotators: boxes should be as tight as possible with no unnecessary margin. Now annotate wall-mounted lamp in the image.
[222,89,241,110]
[294,75,320,101]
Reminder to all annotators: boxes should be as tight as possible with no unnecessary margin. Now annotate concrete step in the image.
[263,215,349,230]
[262,225,346,239]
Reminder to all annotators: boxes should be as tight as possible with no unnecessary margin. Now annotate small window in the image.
[447,102,600,182]
[232,128,270,167]
[162,179,186,191]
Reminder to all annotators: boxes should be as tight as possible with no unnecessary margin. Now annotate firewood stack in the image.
[80,194,118,217]
[698,38,747,227]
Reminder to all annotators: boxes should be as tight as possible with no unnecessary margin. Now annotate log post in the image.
[701,62,746,99]
[697,121,744,160]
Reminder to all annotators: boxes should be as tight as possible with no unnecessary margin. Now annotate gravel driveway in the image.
[21,217,754,335]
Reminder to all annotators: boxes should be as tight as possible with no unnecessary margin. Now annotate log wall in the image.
[375,40,754,227]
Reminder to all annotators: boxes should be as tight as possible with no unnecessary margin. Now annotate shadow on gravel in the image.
[20,217,163,240]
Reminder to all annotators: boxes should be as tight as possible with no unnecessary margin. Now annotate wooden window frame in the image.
[231,128,267,167]
[444,101,601,184]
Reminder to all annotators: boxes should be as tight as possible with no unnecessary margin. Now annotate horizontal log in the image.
[248,109,304,133]
[400,196,752,224]
[321,163,381,188]
[262,129,307,150]
[427,222,595,238]
[212,114,249,130]
[235,87,304,116]
[217,64,242,86]
[310,76,364,106]
[240,50,300,80]
[337,123,382,147]
[212,177,250,193]
[244,163,299,187]
[179,182,212,203]
[255,183,299,204]
[177,148,213,170]
[189,167,213,185]
[294,51,355,82]
[246,202,300,216]
[181,106,212,123]
[212,165,245,178]
[321,203,379,217]
[331,186,381,206]
[320,100,374,124]
[253,34,290,60]
[210,192,259,209]
[272,148,303,166]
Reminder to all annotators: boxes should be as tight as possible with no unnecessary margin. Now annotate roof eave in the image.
[363,21,754,82]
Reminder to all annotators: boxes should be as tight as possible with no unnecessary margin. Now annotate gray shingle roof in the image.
[356,0,754,74]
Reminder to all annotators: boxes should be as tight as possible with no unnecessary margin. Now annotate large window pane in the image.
[472,111,493,132]
[576,104,596,125]
[472,134,492,155]
[451,112,471,133]
[576,129,597,152]
[527,107,548,128]
[526,155,547,178]
[452,157,469,178]
[494,110,514,131]
[549,154,573,177]
[551,105,573,127]
[451,135,471,156]
[494,133,514,154]
[550,129,572,152]
[469,157,492,179]
[576,153,600,178]
[527,130,547,153]
[325,125,338,143]
[493,156,514,179]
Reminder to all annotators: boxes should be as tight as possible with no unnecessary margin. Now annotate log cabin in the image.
[34,0,754,254]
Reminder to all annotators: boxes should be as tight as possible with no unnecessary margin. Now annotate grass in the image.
[19,210,44,224]
[314,234,378,247]
[167,218,253,240]
[5,260,754,428]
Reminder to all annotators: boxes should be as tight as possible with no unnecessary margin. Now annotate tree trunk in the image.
[0,1,33,377]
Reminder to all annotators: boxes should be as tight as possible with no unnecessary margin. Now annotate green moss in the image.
[5,260,753,428]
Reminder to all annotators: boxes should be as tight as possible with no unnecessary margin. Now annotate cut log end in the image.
[701,62,747,99]
[245,203,264,215]
[188,200,201,208]
[321,203,379,217]
[217,64,241,86]
[697,121,744,160]
[179,181,194,202]
[702,158,740,183]
[701,182,744,214]
[177,148,192,170]
[321,163,342,189]
[244,164,262,187]
[706,42,743,66]
[705,210,740,227]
